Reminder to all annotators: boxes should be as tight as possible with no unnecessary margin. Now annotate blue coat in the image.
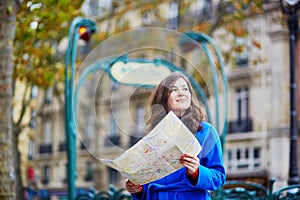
[131,122,226,200]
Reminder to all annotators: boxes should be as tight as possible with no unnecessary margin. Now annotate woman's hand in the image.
[125,179,143,194]
[180,153,200,174]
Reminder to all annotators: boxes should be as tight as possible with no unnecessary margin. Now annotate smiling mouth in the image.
[177,99,186,102]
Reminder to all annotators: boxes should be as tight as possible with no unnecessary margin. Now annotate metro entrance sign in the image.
[65,18,228,199]
[110,59,171,86]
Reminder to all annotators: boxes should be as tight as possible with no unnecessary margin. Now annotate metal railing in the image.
[210,178,300,200]
[27,179,300,199]
[211,178,275,200]
[73,179,300,200]
[273,184,300,200]
[75,185,132,200]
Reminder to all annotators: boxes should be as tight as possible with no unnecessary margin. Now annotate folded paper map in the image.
[100,111,202,184]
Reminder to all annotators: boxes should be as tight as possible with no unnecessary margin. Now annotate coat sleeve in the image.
[187,124,226,190]
[131,184,148,200]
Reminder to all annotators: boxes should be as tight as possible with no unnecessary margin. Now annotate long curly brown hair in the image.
[145,72,206,134]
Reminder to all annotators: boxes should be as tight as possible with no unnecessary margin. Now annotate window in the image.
[86,110,95,138]
[228,87,252,133]
[236,87,249,121]
[84,162,93,182]
[136,104,145,133]
[31,85,38,99]
[110,110,118,136]
[235,37,249,66]
[105,109,120,146]
[197,0,212,20]
[44,118,52,144]
[59,141,66,152]
[108,167,120,184]
[167,1,179,29]
[62,164,67,183]
[82,0,112,17]
[226,146,262,172]
[130,104,145,146]
[44,87,52,105]
[253,147,261,167]
[81,106,95,149]
[41,165,50,184]
[29,110,37,128]
[59,126,66,152]
[39,118,53,154]
[89,0,100,16]
[28,138,34,160]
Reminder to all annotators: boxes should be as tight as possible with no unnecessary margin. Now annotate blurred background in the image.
[1,0,299,199]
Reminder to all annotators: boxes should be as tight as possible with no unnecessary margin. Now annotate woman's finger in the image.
[125,179,143,194]
[182,162,197,171]
[181,155,199,165]
[180,154,200,174]
[128,186,143,193]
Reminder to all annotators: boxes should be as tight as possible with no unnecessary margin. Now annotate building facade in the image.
[20,0,300,199]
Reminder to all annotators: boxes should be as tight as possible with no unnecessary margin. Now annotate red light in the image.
[78,26,93,42]
[79,27,87,35]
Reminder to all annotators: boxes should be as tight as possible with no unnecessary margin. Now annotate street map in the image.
[100,111,202,184]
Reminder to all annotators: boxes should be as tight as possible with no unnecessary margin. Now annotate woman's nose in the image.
[177,89,184,96]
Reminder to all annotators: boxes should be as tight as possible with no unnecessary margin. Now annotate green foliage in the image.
[222,0,264,36]
[14,0,84,88]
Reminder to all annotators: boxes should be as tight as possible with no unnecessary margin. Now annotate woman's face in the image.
[167,77,192,117]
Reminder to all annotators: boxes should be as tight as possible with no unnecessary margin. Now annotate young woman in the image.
[125,72,226,200]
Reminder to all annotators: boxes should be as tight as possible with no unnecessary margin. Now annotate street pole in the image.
[65,17,96,199]
[280,0,300,185]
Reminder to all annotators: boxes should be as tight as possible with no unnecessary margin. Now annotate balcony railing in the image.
[80,141,89,150]
[28,154,33,160]
[41,178,49,185]
[130,135,142,147]
[84,172,93,182]
[228,118,253,133]
[236,57,249,66]
[105,135,120,146]
[59,142,66,152]
[39,144,52,154]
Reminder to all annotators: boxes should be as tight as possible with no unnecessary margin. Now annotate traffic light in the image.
[78,26,95,42]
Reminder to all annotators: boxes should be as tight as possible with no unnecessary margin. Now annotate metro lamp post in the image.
[65,17,96,199]
[280,0,300,185]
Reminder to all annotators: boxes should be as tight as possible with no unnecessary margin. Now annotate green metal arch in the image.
[73,56,212,125]
[65,17,228,199]
[181,32,228,149]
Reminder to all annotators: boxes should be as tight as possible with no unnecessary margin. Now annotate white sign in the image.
[110,61,172,86]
